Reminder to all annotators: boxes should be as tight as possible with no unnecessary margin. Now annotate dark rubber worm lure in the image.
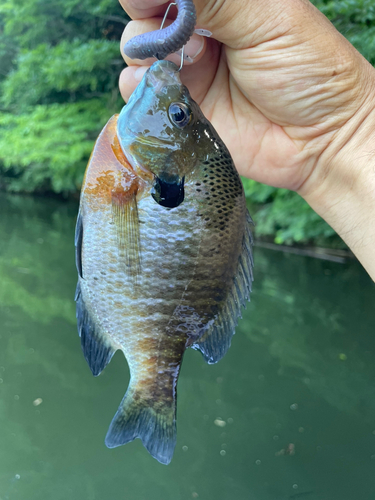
[123,0,197,60]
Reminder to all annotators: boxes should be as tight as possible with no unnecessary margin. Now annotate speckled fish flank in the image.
[75,60,254,465]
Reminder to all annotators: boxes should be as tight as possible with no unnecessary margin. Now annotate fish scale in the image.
[81,199,201,338]
[75,60,253,465]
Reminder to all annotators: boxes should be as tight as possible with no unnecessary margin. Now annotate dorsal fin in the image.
[192,211,254,364]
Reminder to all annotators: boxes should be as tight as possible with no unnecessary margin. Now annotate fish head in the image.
[117,60,208,208]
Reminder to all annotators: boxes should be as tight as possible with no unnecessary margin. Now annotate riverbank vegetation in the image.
[0,0,374,245]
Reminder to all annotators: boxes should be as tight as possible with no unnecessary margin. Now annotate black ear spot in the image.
[151,175,185,208]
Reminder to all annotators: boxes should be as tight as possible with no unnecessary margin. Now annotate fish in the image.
[75,59,254,465]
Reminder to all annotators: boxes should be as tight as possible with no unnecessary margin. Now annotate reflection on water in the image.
[1,195,375,500]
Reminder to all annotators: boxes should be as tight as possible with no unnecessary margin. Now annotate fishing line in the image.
[159,2,185,71]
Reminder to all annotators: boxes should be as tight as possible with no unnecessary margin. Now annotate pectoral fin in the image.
[192,211,254,364]
[111,187,141,281]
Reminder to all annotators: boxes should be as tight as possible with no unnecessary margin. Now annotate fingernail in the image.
[166,34,205,66]
[134,66,148,82]
[184,34,204,60]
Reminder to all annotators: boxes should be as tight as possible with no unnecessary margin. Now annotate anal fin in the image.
[75,282,115,376]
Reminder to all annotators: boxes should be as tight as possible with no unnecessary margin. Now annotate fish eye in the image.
[168,102,191,128]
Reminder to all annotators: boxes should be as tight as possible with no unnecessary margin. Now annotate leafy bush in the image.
[2,40,121,109]
[0,0,126,195]
[242,179,338,245]
[0,101,111,193]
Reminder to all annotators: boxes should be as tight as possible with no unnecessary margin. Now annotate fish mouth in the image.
[146,61,181,91]
[118,134,185,201]
[151,174,185,209]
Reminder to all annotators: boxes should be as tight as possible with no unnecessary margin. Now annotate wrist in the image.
[299,60,375,280]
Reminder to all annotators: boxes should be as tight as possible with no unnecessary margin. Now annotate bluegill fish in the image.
[75,60,253,465]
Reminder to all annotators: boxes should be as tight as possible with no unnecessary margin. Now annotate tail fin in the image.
[105,387,176,465]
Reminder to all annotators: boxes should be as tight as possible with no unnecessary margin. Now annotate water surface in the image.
[1,195,375,500]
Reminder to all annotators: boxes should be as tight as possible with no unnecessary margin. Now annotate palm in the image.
[180,35,358,191]
[181,42,299,189]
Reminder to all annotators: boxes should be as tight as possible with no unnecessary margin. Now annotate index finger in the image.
[119,0,170,20]
[118,0,276,49]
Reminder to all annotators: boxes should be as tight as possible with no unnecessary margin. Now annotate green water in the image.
[1,194,375,500]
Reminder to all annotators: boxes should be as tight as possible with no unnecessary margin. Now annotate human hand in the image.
[118,0,375,279]
[118,0,373,189]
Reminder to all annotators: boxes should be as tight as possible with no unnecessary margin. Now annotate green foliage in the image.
[0,0,127,195]
[2,40,121,109]
[0,0,121,48]
[311,0,375,65]
[0,101,110,193]
[242,178,338,245]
